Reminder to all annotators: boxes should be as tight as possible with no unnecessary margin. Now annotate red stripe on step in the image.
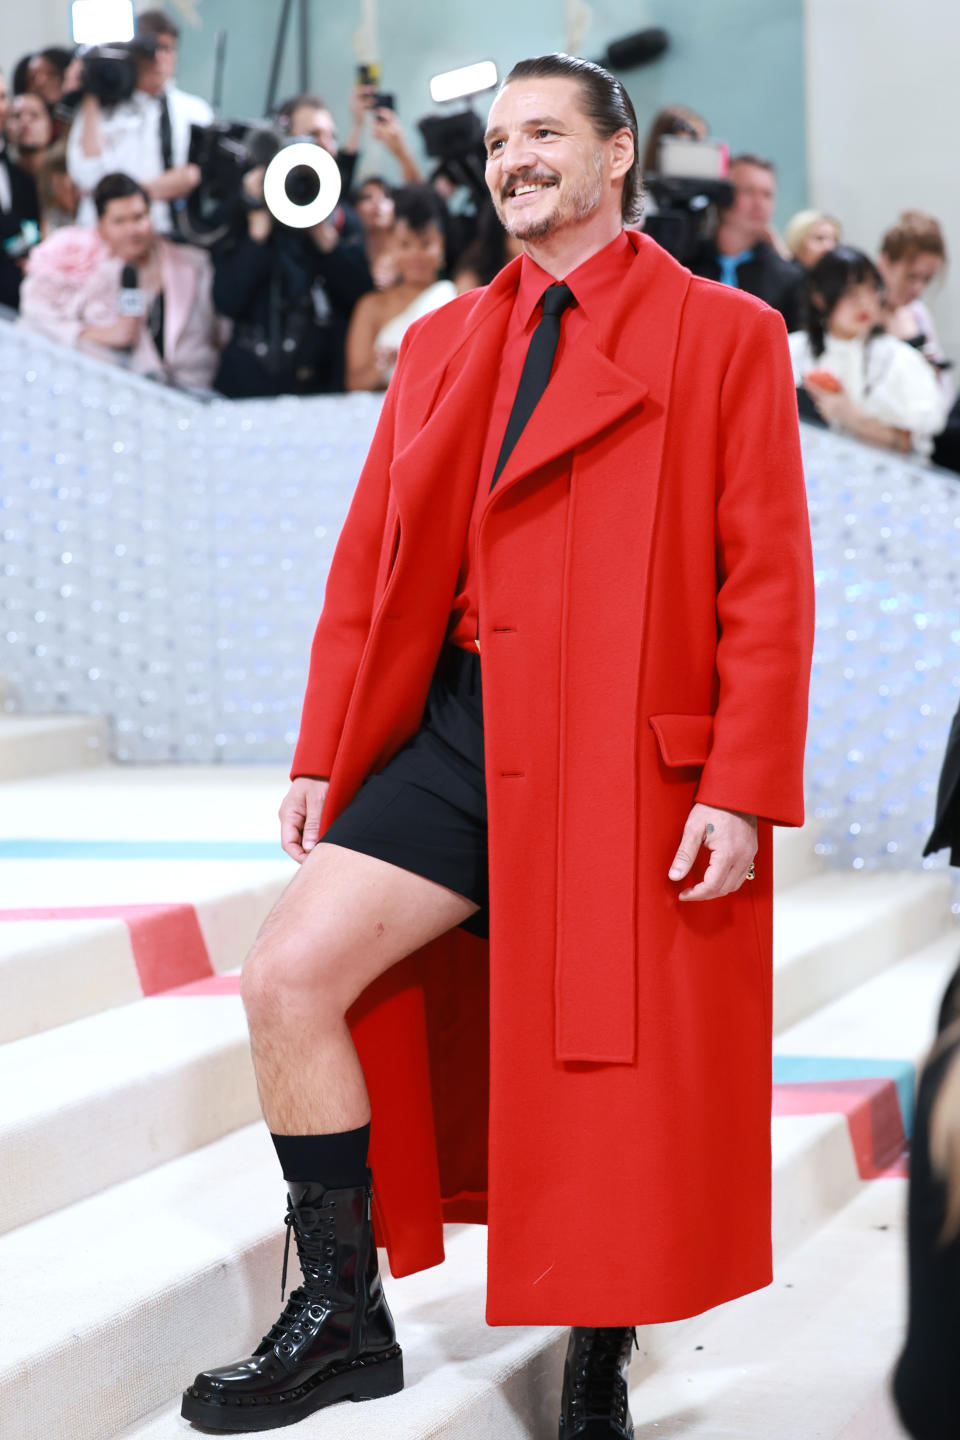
[773,1078,906,1179]
[0,904,213,996]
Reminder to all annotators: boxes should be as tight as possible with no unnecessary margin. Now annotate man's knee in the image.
[241,932,346,1028]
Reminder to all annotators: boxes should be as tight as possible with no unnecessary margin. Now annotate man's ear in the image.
[607,127,635,181]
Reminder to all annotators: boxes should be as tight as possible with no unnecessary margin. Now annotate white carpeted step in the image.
[772,870,952,1033]
[0,763,291,842]
[627,1180,910,1438]
[772,820,824,890]
[0,914,142,1044]
[0,713,109,780]
[0,991,258,1235]
[0,868,288,1044]
[770,1112,862,1257]
[0,1108,867,1440]
[776,927,960,1068]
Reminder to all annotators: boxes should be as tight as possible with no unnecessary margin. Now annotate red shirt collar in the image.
[515,229,635,330]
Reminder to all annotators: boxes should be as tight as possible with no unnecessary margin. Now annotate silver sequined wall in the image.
[1,322,381,763]
[3,320,959,875]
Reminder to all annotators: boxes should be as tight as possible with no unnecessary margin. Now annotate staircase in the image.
[0,731,949,1440]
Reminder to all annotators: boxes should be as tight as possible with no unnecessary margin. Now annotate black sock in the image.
[270,1124,371,1188]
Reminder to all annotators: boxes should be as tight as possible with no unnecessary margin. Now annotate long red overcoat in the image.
[290,230,815,1326]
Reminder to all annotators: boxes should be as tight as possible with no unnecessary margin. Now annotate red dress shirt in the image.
[447,229,635,649]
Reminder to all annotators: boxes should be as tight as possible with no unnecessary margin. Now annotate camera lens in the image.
[285,165,321,207]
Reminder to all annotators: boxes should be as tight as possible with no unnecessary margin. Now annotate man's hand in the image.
[280,777,329,862]
[668,802,758,901]
[310,219,340,253]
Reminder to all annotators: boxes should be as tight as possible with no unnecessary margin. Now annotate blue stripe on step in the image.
[773,1054,916,1138]
[0,839,288,861]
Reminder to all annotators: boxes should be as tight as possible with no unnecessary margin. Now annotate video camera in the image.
[417,110,487,204]
[642,134,735,265]
[59,34,157,113]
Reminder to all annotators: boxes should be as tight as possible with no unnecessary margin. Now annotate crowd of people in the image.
[1,17,957,469]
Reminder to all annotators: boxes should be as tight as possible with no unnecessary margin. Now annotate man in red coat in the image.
[183,53,814,1439]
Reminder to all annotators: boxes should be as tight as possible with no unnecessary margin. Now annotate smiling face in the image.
[483,75,630,242]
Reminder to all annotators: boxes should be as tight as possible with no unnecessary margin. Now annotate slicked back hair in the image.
[502,53,642,224]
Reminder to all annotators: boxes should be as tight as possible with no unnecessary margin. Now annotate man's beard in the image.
[497,151,605,240]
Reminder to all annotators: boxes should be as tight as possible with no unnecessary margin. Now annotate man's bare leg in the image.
[182,840,478,1432]
[241,840,478,1135]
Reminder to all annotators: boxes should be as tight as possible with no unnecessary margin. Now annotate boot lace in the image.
[568,1327,638,1430]
[259,1197,338,1353]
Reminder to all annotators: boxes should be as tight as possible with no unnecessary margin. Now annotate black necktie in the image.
[490,282,576,490]
[158,92,174,171]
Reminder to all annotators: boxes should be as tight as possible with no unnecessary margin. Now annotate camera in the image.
[180,121,340,245]
[355,64,395,114]
[177,119,284,246]
[642,136,734,265]
[417,109,487,202]
[60,35,157,112]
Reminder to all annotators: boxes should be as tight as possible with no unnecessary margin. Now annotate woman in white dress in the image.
[788,246,948,457]
[345,184,455,391]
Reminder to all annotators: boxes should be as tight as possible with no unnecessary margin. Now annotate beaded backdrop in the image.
[2,322,958,875]
[1,323,380,764]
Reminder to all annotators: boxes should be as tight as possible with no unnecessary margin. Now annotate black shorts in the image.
[320,646,489,938]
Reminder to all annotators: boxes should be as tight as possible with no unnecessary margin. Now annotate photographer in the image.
[0,66,40,311]
[20,171,223,391]
[211,144,372,398]
[66,8,211,235]
[688,154,803,327]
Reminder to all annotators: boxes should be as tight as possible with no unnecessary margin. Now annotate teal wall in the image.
[173,0,806,225]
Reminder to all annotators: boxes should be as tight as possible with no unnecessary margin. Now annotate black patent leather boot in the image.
[181,1175,403,1432]
[558,1326,638,1439]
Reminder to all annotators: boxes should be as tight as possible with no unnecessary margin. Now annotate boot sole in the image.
[181,1346,404,1433]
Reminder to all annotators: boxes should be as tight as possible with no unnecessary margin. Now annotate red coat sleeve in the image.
[289,362,403,780]
[694,305,815,826]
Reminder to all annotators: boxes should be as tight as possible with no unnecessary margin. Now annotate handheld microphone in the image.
[118,263,146,317]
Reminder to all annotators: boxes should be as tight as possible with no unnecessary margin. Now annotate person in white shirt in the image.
[788,245,948,458]
[66,8,211,235]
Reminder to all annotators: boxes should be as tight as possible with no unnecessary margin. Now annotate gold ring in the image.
[746,863,756,881]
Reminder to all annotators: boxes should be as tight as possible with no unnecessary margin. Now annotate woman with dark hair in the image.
[7,92,55,178]
[788,245,947,455]
[345,183,455,390]
[453,198,524,293]
[27,48,73,108]
[351,175,397,289]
